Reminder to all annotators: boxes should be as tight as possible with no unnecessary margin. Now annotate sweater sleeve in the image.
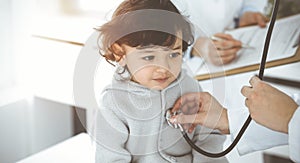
[95,93,131,163]
[191,126,228,163]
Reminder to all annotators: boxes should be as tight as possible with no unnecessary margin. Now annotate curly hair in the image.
[96,0,194,65]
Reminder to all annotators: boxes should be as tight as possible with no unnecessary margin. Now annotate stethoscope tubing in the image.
[180,0,280,157]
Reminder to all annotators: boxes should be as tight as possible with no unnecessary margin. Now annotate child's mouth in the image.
[153,77,169,83]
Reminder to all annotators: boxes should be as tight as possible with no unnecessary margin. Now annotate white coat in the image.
[228,93,300,162]
[171,0,268,36]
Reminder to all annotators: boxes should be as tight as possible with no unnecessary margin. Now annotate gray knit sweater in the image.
[95,69,228,163]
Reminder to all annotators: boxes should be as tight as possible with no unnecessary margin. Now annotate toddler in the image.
[95,0,227,162]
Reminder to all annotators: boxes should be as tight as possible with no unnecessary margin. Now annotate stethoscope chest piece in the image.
[165,109,184,131]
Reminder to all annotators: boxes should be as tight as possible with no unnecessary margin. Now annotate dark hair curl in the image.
[96,0,194,64]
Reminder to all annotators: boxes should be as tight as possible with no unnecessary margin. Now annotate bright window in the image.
[78,0,123,13]
[0,0,15,90]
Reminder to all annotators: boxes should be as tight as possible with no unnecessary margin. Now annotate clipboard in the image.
[194,14,300,81]
[194,46,300,80]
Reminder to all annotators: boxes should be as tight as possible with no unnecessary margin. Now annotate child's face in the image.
[122,37,183,90]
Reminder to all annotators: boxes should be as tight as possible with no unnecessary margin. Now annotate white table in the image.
[17,133,95,163]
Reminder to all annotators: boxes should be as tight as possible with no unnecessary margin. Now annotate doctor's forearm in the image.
[218,109,230,135]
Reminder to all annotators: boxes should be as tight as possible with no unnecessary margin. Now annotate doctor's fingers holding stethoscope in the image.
[170,92,230,134]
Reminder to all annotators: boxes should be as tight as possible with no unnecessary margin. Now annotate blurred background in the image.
[268,0,300,18]
[0,0,300,162]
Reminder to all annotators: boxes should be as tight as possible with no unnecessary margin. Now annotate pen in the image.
[210,36,255,49]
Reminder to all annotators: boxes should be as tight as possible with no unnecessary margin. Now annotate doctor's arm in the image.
[191,34,242,65]
[238,0,268,27]
[191,15,267,66]
[170,91,289,155]
[190,0,268,65]
[238,11,268,27]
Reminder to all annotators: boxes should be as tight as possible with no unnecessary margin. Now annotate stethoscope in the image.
[165,0,280,158]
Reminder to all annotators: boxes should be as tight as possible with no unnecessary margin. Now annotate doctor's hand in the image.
[241,76,298,133]
[192,33,242,65]
[170,92,230,134]
[239,11,268,28]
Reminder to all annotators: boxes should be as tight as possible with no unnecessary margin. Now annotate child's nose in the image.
[156,66,168,73]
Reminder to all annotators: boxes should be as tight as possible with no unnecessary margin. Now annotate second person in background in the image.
[171,0,268,65]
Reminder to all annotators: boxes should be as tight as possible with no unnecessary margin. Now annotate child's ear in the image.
[111,43,126,66]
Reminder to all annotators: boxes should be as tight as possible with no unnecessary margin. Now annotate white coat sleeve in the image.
[288,93,300,162]
[227,108,288,155]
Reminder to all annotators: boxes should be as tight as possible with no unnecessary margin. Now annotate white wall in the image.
[0,0,35,107]
[0,0,15,90]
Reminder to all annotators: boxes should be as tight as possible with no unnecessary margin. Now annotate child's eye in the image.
[169,52,180,58]
[142,56,155,61]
